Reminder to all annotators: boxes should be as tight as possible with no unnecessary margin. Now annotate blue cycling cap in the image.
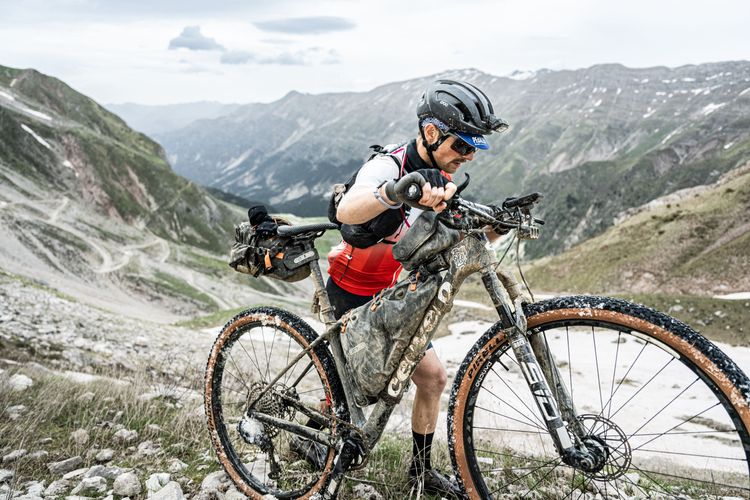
[454,131,490,150]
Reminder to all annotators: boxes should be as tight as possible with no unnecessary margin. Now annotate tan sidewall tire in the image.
[204,308,340,499]
[449,303,750,499]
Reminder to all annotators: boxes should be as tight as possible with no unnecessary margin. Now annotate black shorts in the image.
[325,278,433,350]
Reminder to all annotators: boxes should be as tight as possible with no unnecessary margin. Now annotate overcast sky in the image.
[0,0,748,105]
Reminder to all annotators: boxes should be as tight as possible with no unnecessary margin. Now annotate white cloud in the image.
[0,0,747,104]
[168,26,225,51]
[253,16,355,35]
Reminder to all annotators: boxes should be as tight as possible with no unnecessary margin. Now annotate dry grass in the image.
[0,361,220,495]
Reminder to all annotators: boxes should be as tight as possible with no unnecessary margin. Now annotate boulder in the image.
[71,476,107,495]
[44,479,71,496]
[150,481,185,500]
[112,471,141,496]
[9,374,33,391]
[146,473,171,496]
[47,456,83,475]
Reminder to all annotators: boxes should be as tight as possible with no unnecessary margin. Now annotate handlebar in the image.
[387,172,544,238]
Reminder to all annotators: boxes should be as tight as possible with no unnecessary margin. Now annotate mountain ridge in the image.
[154,61,750,257]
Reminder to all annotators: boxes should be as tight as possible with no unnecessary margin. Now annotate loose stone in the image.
[47,456,83,475]
[112,471,141,497]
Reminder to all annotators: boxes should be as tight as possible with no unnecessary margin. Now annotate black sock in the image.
[410,431,434,476]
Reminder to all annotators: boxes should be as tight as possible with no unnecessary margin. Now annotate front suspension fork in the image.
[482,270,605,472]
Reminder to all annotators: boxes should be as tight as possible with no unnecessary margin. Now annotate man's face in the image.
[434,135,476,174]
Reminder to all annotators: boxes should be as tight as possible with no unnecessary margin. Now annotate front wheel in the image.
[448,296,750,498]
[204,306,349,499]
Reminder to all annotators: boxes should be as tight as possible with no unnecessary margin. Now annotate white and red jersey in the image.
[327,140,450,296]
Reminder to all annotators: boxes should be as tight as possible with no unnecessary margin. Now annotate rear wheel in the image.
[449,296,750,498]
[204,306,348,499]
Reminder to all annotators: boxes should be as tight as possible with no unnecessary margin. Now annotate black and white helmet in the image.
[417,79,508,135]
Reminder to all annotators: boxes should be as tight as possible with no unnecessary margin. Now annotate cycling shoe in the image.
[409,468,464,499]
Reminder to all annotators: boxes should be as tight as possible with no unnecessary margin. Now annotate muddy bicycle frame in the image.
[249,225,603,497]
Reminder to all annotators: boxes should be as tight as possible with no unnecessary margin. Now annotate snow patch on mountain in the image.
[21,124,52,149]
[508,70,536,81]
[222,149,253,174]
[269,182,310,205]
[701,102,727,115]
[23,107,52,121]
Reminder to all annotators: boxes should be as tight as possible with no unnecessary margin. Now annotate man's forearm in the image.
[337,184,399,225]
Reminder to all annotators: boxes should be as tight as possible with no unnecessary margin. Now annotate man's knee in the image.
[413,357,448,395]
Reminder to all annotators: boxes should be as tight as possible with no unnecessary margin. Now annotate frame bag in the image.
[340,272,440,403]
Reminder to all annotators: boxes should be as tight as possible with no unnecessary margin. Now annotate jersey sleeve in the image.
[351,156,400,190]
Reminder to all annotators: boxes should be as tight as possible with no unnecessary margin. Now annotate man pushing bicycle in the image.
[297,79,509,497]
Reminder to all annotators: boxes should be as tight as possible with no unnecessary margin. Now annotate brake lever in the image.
[455,173,470,196]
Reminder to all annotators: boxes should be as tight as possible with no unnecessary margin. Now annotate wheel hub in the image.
[576,414,631,480]
[241,382,297,439]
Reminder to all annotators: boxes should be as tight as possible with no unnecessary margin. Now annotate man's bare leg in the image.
[411,348,447,434]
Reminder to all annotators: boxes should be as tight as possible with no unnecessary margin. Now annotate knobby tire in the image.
[204,306,349,499]
[448,296,750,499]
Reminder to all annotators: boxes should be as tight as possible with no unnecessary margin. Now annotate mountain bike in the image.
[203,177,750,499]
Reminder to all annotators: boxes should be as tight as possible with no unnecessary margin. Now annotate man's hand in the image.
[385,170,457,212]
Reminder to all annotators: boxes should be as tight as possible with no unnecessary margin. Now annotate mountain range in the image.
[0,64,305,322]
[149,62,750,257]
[105,101,239,136]
[1,62,748,325]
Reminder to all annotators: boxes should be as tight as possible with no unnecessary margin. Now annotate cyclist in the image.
[303,79,507,497]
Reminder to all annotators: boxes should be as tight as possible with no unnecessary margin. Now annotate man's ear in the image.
[423,123,441,144]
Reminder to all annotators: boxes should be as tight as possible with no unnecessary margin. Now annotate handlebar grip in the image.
[385,172,427,209]
[503,192,542,210]
[402,183,422,202]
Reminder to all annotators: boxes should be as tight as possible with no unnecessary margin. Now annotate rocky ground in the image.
[0,272,421,499]
[3,272,750,499]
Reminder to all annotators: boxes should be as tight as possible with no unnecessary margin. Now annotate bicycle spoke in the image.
[265,324,279,383]
[489,367,548,429]
[487,456,562,496]
[631,464,749,493]
[635,448,747,461]
[608,356,675,420]
[237,337,264,380]
[471,426,550,434]
[282,336,294,385]
[629,401,722,451]
[522,459,564,496]
[477,385,547,432]
[623,377,698,442]
[598,339,647,420]
[474,405,547,432]
[227,353,253,393]
[607,331,622,423]
[591,327,604,414]
[261,325,271,382]
[244,331,266,383]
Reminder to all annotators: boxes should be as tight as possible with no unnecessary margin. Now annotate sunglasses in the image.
[441,131,476,156]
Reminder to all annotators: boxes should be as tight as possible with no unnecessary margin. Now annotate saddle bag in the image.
[229,216,316,282]
[392,211,460,271]
[340,272,440,401]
